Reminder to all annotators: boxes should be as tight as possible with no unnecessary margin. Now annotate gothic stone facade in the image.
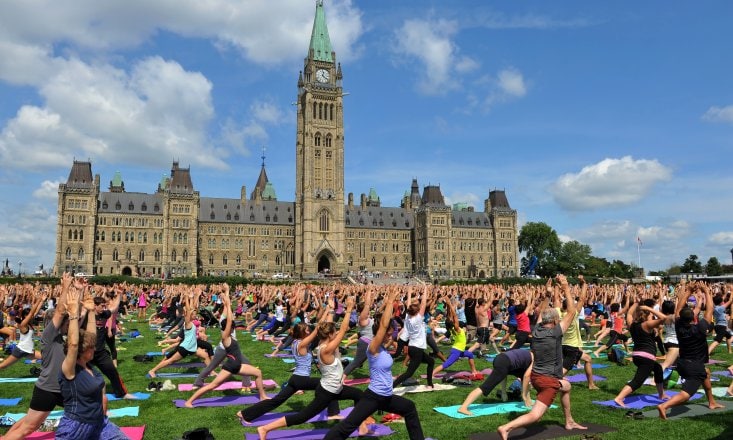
[53,2,519,280]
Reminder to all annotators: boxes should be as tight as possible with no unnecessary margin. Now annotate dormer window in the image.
[115,201,121,210]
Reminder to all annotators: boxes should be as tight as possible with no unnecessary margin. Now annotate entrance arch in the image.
[317,254,331,274]
[121,266,132,276]
[479,270,486,278]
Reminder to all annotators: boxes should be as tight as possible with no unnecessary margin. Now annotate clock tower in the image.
[295,0,345,276]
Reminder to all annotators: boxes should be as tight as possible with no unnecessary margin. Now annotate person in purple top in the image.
[324,287,429,440]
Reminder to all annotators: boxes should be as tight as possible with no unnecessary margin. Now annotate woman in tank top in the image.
[660,300,680,370]
[0,293,44,370]
[185,286,269,407]
[256,296,370,439]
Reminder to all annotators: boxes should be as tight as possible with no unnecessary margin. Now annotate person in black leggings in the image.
[458,349,533,415]
[393,286,434,389]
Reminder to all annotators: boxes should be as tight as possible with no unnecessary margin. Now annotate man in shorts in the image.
[497,275,586,440]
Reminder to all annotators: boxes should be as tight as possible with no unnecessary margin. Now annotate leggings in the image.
[510,331,530,350]
[92,349,128,398]
[240,374,340,422]
[627,356,663,391]
[426,333,441,356]
[284,384,363,426]
[393,346,434,388]
[249,314,270,332]
[194,345,252,388]
[343,339,369,376]
[105,330,117,361]
[323,388,424,440]
[441,348,474,370]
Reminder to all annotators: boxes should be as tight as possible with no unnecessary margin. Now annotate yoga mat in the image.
[712,387,733,398]
[25,425,146,440]
[0,377,37,383]
[281,358,296,364]
[393,383,456,395]
[178,380,278,391]
[166,362,206,368]
[23,359,41,364]
[593,391,702,409]
[344,377,371,386]
[0,397,21,406]
[146,351,165,356]
[265,353,293,358]
[4,406,139,421]
[572,363,608,370]
[706,359,727,365]
[712,370,733,378]
[106,392,150,401]
[434,402,558,419]
[156,372,199,378]
[242,407,354,427]
[565,374,606,383]
[173,394,274,408]
[421,368,493,380]
[645,399,733,420]
[243,423,394,440]
[467,422,616,440]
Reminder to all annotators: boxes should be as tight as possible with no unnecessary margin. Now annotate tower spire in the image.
[261,146,266,168]
[309,0,333,62]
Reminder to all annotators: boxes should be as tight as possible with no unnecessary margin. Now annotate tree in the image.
[680,254,703,274]
[554,240,593,276]
[705,257,723,276]
[518,222,561,278]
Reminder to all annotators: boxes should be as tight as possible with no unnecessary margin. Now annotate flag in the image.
[637,236,643,247]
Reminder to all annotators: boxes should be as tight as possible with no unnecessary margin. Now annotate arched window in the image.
[171,250,177,262]
[112,249,119,261]
[318,102,323,119]
[182,250,188,262]
[68,230,73,240]
[329,104,334,121]
[73,230,78,240]
[319,210,329,232]
[315,133,321,147]
[223,254,228,265]
[155,250,161,262]
[96,248,102,261]
[65,247,72,259]
[236,255,241,265]
[173,234,178,244]
[101,231,105,241]
[139,250,145,262]
[78,248,84,260]
[208,254,214,264]
[125,249,132,260]
[312,102,317,119]
[382,257,387,267]
[138,232,142,243]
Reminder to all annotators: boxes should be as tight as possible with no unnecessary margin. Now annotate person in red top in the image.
[510,289,536,350]
[593,298,630,358]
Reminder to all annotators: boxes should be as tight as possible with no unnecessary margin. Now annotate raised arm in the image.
[61,286,82,380]
[221,284,234,344]
[323,297,355,355]
[702,283,714,323]
[369,288,397,355]
[558,275,576,333]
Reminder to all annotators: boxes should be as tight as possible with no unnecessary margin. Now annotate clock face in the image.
[316,69,330,83]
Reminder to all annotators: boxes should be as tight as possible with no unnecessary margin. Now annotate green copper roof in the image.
[160,174,169,190]
[453,202,469,211]
[111,171,123,187]
[368,187,379,201]
[262,182,277,201]
[309,0,333,62]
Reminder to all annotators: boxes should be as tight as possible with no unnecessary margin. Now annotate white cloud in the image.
[0,202,57,270]
[497,68,527,97]
[33,180,62,200]
[709,232,733,245]
[472,11,597,30]
[702,105,733,124]
[392,17,465,94]
[550,156,672,211]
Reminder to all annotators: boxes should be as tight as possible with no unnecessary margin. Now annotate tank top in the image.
[17,326,34,353]
[138,293,147,307]
[451,327,467,351]
[663,321,678,344]
[317,344,343,394]
[181,323,198,352]
[630,321,657,356]
[292,339,313,377]
[224,338,244,364]
[405,314,427,349]
[358,317,375,341]
[368,346,394,397]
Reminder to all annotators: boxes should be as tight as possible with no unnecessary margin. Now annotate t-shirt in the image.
[676,318,710,363]
[59,364,105,424]
[36,321,66,393]
[507,306,518,326]
[530,324,563,378]
[405,314,427,349]
[558,309,581,349]
[368,346,394,397]
[464,298,477,327]
[516,312,530,332]
[503,348,533,376]
[95,310,112,351]
[713,305,728,327]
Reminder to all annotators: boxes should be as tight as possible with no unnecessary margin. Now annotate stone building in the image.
[53,1,519,280]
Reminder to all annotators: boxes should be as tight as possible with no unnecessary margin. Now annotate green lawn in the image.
[1,318,732,440]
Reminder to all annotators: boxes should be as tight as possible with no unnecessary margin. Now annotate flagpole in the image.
[637,238,641,270]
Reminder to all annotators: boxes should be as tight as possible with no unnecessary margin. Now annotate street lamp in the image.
[18,260,22,277]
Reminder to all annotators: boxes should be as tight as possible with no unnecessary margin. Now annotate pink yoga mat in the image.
[26,426,145,440]
[178,379,277,391]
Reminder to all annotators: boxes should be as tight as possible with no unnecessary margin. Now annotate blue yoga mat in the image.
[0,398,21,406]
[4,406,139,421]
[433,402,557,419]
[146,351,165,356]
[23,359,42,364]
[572,363,609,370]
[0,377,37,383]
[106,392,150,401]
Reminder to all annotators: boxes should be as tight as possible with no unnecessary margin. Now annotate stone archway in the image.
[121,266,133,276]
[317,254,331,274]
[479,270,486,278]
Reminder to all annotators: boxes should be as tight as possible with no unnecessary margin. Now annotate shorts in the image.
[476,327,490,344]
[176,346,196,358]
[493,323,503,331]
[530,372,561,407]
[676,358,707,396]
[507,324,517,335]
[663,342,679,350]
[561,345,583,371]
[222,356,241,374]
[29,385,64,412]
[11,346,33,359]
[713,325,731,343]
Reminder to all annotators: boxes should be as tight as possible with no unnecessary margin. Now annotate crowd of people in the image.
[0,274,732,439]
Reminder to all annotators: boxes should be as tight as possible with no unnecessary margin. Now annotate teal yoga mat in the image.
[433,402,557,419]
[3,406,139,421]
[106,392,150,401]
[0,377,37,383]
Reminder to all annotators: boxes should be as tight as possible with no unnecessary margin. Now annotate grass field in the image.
[1,316,733,440]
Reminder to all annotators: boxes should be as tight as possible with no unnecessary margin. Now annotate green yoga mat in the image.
[468,422,616,440]
[644,400,733,420]
[434,402,557,419]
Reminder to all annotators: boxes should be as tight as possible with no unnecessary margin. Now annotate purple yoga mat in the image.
[166,362,206,368]
[593,391,702,409]
[174,394,275,408]
[565,374,606,383]
[706,359,727,365]
[178,380,278,392]
[243,423,394,439]
[265,353,293,358]
[242,407,354,427]
[712,370,732,378]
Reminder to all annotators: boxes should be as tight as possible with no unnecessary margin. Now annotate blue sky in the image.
[1,0,732,274]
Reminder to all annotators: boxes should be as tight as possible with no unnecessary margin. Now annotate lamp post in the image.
[18,260,22,277]
[730,248,733,265]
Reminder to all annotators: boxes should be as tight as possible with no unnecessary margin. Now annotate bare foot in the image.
[588,384,600,390]
[358,422,373,436]
[657,404,667,420]
[565,421,587,430]
[123,393,138,399]
[613,398,626,408]
[709,402,725,410]
[259,395,271,401]
[147,371,156,379]
[660,393,670,401]
[183,401,194,408]
[497,425,509,440]
[327,414,344,421]
[457,407,474,416]
[236,411,252,425]
[294,390,304,395]
[257,426,268,440]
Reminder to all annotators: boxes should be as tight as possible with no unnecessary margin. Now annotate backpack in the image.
[607,347,627,366]
[181,427,214,440]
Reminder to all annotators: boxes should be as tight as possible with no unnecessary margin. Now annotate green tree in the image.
[555,240,593,276]
[518,222,561,277]
[705,257,723,276]
[681,254,703,274]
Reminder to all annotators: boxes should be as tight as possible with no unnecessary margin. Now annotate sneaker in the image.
[146,381,158,391]
[156,382,163,391]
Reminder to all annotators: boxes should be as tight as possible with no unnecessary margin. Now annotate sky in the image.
[0,0,732,275]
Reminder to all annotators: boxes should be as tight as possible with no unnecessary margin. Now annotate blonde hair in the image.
[64,329,97,358]
[317,322,336,340]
